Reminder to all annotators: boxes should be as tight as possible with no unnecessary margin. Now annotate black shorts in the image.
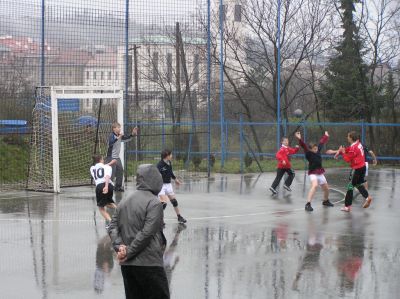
[349,166,366,186]
[95,183,114,207]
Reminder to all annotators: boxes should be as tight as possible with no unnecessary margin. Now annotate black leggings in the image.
[345,166,369,207]
[271,168,295,189]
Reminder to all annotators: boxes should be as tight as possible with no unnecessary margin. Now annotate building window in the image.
[220,4,227,22]
[101,71,104,80]
[152,51,159,81]
[115,71,119,80]
[166,53,172,83]
[86,71,89,80]
[93,71,97,80]
[108,71,112,80]
[193,54,199,83]
[234,4,242,22]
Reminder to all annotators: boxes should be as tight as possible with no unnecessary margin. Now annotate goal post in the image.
[28,86,124,193]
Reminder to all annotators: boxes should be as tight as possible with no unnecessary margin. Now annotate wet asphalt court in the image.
[0,168,399,299]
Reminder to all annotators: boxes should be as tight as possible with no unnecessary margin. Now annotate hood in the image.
[136,164,163,195]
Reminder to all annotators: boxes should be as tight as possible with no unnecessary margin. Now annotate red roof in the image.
[0,36,49,54]
[86,52,117,68]
[50,50,92,66]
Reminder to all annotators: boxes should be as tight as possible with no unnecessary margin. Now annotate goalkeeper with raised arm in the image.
[106,122,138,192]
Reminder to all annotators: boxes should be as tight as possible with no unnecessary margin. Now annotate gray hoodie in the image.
[108,164,166,267]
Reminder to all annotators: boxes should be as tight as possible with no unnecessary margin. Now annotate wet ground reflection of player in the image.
[164,224,187,293]
[292,218,326,291]
[336,215,366,296]
[93,235,114,294]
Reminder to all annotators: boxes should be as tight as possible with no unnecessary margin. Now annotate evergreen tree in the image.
[321,0,369,121]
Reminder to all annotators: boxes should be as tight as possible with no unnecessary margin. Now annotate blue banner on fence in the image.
[58,99,80,112]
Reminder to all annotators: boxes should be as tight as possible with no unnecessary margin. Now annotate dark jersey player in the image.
[157,149,187,224]
[295,131,334,212]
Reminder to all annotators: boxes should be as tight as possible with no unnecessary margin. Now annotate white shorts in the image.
[158,183,175,197]
[309,174,327,186]
[365,162,369,177]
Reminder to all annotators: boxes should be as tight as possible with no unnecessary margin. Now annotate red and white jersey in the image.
[90,163,113,186]
[341,141,366,169]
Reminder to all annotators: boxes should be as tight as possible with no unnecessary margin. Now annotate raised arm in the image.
[318,131,329,152]
[295,131,308,152]
[121,127,138,142]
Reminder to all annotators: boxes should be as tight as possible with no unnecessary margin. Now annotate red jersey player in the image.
[337,131,373,212]
[269,136,300,194]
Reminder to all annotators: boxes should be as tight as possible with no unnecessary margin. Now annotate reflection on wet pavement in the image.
[0,168,399,298]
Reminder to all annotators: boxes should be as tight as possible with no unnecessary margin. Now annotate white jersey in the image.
[90,163,113,186]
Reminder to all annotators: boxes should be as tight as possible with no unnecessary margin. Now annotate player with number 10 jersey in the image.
[90,155,117,228]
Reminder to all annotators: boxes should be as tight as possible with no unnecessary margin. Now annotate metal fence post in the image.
[207,0,212,177]
[276,0,282,150]
[123,0,129,183]
[361,119,366,144]
[240,115,244,174]
[162,117,165,149]
[219,0,225,168]
[41,0,45,86]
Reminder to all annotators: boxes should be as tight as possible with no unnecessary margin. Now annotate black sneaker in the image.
[305,203,313,212]
[322,200,334,207]
[269,187,278,195]
[177,215,187,224]
[283,185,292,192]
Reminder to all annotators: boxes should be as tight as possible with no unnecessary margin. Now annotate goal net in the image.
[27,86,123,192]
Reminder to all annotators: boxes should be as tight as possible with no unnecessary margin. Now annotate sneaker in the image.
[269,187,278,195]
[177,215,187,224]
[363,196,372,208]
[283,185,292,192]
[341,206,352,212]
[322,200,334,207]
[305,202,313,212]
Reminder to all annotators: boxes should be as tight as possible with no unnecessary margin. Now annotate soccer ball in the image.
[293,109,303,118]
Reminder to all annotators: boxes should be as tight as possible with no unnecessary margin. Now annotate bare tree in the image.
[199,0,335,152]
[358,0,400,145]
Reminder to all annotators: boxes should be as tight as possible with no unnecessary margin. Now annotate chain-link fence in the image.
[1,0,399,190]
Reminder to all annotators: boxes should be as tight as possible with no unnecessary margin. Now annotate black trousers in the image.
[345,166,369,207]
[121,265,170,299]
[271,168,295,189]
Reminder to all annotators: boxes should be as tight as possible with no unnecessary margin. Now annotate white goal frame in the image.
[50,86,123,193]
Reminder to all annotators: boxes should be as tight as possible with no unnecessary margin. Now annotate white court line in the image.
[0,194,47,200]
[0,188,347,223]
[166,192,346,222]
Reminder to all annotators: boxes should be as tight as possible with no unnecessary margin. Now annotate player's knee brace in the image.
[170,198,178,207]
[346,183,354,191]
